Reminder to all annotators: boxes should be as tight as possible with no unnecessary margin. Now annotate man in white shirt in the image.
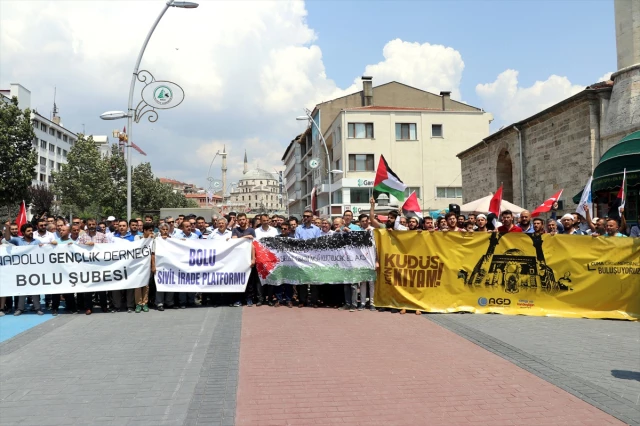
[205,217,233,307]
[319,218,334,236]
[255,213,279,240]
[208,218,233,241]
[33,218,57,244]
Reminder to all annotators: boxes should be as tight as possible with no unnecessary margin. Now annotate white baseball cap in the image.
[106,216,116,221]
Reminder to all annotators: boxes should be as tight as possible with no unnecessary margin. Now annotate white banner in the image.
[0,240,152,297]
[154,237,251,293]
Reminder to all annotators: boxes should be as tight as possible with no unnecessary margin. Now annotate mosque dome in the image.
[240,168,277,181]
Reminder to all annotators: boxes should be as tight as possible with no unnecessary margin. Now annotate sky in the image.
[0,0,616,191]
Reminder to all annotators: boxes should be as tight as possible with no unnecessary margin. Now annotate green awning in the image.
[572,131,640,203]
[592,131,640,192]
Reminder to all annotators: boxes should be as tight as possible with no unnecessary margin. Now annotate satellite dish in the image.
[308,157,321,169]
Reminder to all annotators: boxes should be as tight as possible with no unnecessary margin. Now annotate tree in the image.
[0,97,37,213]
[101,144,127,218]
[51,135,108,212]
[28,183,55,216]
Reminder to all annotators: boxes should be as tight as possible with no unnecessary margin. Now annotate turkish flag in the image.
[15,200,27,236]
[488,185,503,216]
[531,190,564,217]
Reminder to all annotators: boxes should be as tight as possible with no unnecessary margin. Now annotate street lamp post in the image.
[101,0,198,221]
[296,112,343,218]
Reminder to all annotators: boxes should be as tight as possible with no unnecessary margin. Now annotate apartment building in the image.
[283,77,493,217]
[1,83,110,187]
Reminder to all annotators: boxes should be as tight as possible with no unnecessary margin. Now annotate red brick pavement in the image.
[236,307,624,426]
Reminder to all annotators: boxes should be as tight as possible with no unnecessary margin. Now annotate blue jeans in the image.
[275,284,293,302]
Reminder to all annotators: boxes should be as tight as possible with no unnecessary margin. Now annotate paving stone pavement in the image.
[428,314,640,425]
[236,307,626,426]
[0,307,242,426]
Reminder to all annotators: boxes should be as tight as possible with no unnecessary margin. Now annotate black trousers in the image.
[298,284,318,305]
[244,267,263,302]
[83,292,107,310]
[51,294,77,312]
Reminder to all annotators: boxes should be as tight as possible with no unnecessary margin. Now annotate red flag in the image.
[15,200,27,236]
[401,191,423,219]
[531,189,563,217]
[488,185,503,216]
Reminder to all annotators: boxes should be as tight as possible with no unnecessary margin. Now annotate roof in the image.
[186,193,222,200]
[32,111,78,137]
[159,178,188,186]
[344,105,443,112]
[312,81,483,116]
[240,168,278,181]
[457,80,614,159]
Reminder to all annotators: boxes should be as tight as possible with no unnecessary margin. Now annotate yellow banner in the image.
[374,230,640,320]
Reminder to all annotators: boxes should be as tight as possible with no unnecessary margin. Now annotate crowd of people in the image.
[1,197,636,318]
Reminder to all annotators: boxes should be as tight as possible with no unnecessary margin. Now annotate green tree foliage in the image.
[28,183,55,216]
[53,141,196,218]
[0,97,37,210]
[52,135,108,212]
[102,144,128,218]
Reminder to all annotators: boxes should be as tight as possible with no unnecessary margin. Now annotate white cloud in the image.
[0,1,467,191]
[596,72,613,82]
[475,69,586,125]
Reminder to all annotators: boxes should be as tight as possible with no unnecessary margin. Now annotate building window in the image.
[69,138,75,146]
[49,143,55,152]
[39,173,46,182]
[40,156,46,166]
[436,187,462,198]
[431,124,443,138]
[33,120,38,128]
[57,147,61,155]
[350,189,370,204]
[348,154,374,172]
[49,160,54,168]
[49,128,54,136]
[40,140,46,148]
[57,163,62,171]
[63,150,67,157]
[404,187,421,199]
[395,123,417,141]
[335,158,342,172]
[57,131,62,139]
[32,138,38,148]
[63,135,68,142]
[348,123,374,139]
[41,123,47,132]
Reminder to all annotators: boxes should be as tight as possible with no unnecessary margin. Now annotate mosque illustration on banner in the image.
[457,233,573,294]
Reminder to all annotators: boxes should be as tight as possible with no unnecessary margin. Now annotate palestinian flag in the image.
[253,233,377,285]
[374,155,406,202]
[402,191,423,219]
[608,169,626,220]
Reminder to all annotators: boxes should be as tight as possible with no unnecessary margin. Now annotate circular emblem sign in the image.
[153,85,173,106]
[141,81,185,110]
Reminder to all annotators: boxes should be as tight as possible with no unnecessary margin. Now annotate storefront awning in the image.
[572,131,640,203]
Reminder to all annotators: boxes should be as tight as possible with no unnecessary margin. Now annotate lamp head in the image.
[100,111,127,120]
[296,116,309,121]
[170,1,199,8]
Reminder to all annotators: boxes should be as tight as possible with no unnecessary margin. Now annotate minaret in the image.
[243,150,248,174]
[601,0,640,150]
[221,145,228,199]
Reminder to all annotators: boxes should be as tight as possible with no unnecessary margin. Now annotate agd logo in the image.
[478,297,511,307]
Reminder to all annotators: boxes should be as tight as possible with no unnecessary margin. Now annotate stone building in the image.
[228,152,283,213]
[457,0,639,222]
